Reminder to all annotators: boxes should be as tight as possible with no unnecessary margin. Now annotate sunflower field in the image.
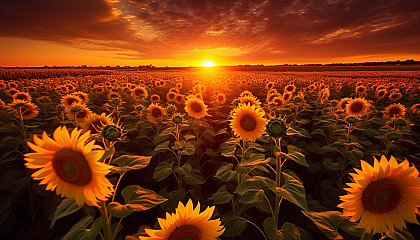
[1,68,420,240]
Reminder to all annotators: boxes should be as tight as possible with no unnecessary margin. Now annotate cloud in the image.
[1,0,420,64]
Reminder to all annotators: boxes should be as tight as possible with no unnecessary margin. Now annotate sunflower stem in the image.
[360,231,373,240]
[99,201,113,240]
[274,137,282,226]
[18,107,29,153]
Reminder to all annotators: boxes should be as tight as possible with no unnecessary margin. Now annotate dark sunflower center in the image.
[67,98,79,106]
[389,107,400,116]
[286,86,293,92]
[190,102,203,113]
[350,102,363,113]
[284,94,291,101]
[362,178,401,213]
[16,94,28,101]
[52,148,92,186]
[135,89,144,96]
[378,91,385,96]
[151,108,162,118]
[240,113,257,131]
[169,225,201,240]
[76,110,88,119]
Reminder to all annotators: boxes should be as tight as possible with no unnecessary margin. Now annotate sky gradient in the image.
[1,0,420,67]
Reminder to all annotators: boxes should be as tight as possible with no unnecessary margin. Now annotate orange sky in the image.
[1,0,420,67]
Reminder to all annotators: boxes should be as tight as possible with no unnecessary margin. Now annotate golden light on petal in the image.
[24,126,114,207]
[338,155,420,234]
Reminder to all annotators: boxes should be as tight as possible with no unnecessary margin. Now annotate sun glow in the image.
[200,61,217,67]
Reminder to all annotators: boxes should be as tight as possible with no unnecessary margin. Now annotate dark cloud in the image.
[1,0,420,63]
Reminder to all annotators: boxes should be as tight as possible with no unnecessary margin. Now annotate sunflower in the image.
[337,97,351,111]
[240,90,253,98]
[284,84,296,93]
[169,88,179,94]
[7,88,18,96]
[376,89,387,99]
[319,88,330,104]
[266,93,281,103]
[73,91,89,104]
[13,91,32,102]
[338,155,420,235]
[0,82,6,90]
[230,103,266,142]
[240,95,261,107]
[21,102,39,120]
[270,96,286,110]
[185,96,207,119]
[356,85,366,94]
[131,86,148,100]
[215,92,226,104]
[107,92,121,100]
[389,91,402,101]
[140,199,224,240]
[8,81,18,89]
[283,92,293,102]
[147,103,166,124]
[61,94,82,110]
[24,126,114,207]
[266,81,275,90]
[174,94,185,104]
[346,98,370,117]
[383,103,406,119]
[66,103,92,121]
[166,92,176,102]
[150,94,161,103]
[80,113,113,134]
[411,103,420,114]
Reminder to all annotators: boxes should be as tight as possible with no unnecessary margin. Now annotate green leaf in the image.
[221,211,247,237]
[183,134,195,141]
[216,128,228,135]
[154,140,170,152]
[107,202,133,218]
[386,228,415,240]
[209,185,234,204]
[221,144,236,157]
[323,158,345,171]
[100,146,115,162]
[279,145,308,167]
[180,142,195,155]
[239,153,269,167]
[247,142,266,152]
[62,215,103,240]
[263,217,300,240]
[121,185,167,212]
[215,163,237,182]
[112,155,152,173]
[175,163,205,185]
[153,161,174,181]
[269,170,309,212]
[235,177,268,204]
[50,198,82,228]
[302,211,346,240]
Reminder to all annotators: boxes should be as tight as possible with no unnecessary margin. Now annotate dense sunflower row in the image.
[0,69,419,240]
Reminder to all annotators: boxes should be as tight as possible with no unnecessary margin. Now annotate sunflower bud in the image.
[392,118,406,126]
[387,132,399,141]
[266,118,286,138]
[101,124,123,141]
[232,99,240,106]
[70,106,82,114]
[172,115,183,124]
[166,105,176,114]
[294,96,302,102]
[111,98,121,105]
[346,116,358,123]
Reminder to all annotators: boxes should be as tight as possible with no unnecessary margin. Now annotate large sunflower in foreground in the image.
[230,103,266,142]
[24,126,114,206]
[140,199,224,240]
[185,95,208,119]
[338,155,420,235]
[346,98,370,117]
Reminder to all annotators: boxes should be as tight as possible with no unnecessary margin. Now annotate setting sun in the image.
[200,61,217,67]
